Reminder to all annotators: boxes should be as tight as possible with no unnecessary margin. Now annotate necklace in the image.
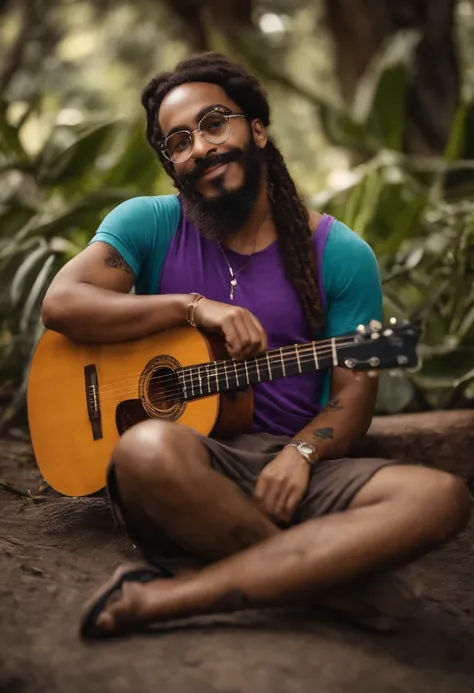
[217,215,269,301]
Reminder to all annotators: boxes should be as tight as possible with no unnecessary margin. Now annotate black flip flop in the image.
[80,562,173,640]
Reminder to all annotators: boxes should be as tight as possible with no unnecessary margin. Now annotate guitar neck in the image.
[179,338,342,400]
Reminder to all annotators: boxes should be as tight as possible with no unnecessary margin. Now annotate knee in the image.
[112,420,197,490]
[414,470,471,544]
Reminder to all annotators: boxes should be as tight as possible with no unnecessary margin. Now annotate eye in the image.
[170,133,191,153]
[202,113,227,132]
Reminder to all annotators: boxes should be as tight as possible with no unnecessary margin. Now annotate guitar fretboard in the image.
[177,338,345,400]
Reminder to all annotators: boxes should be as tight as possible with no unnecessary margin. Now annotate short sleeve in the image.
[318,220,383,408]
[88,195,180,295]
[322,220,383,338]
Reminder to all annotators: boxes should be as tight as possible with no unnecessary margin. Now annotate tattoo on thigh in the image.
[105,248,132,274]
[312,427,334,443]
[322,399,344,413]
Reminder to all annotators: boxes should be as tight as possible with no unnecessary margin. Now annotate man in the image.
[41,53,469,638]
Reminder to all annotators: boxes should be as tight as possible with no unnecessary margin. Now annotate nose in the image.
[191,131,216,159]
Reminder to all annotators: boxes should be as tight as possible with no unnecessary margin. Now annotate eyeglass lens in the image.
[164,111,230,163]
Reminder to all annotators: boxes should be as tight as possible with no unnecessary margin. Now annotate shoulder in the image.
[326,218,377,261]
[99,194,180,231]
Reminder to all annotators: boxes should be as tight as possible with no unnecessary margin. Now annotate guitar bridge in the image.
[84,364,103,441]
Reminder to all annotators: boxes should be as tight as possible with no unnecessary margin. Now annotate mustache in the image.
[182,149,242,186]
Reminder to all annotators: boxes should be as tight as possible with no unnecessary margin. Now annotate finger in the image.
[253,476,267,504]
[248,314,268,353]
[262,481,285,519]
[273,487,292,520]
[232,314,256,359]
[224,317,249,359]
[284,488,305,522]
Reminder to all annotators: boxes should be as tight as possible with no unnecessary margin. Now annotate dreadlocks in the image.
[141,52,325,334]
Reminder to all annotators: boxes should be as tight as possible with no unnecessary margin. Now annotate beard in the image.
[174,137,264,241]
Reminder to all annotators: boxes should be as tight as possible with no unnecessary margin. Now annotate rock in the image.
[355,410,474,477]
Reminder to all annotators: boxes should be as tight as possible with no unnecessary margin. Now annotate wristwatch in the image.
[284,441,319,466]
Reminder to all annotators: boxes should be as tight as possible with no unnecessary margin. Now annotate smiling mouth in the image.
[200,162,229,179]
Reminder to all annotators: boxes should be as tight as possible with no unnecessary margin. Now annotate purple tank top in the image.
[159,203,334,437]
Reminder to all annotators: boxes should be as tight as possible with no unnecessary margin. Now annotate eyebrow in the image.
[162,104,231,142]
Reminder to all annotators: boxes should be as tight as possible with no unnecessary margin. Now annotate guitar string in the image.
[95,339,389,404]
[95,337,387,402]
[92,334,374,395]
[93,337,358,398]
[91,331,374,388]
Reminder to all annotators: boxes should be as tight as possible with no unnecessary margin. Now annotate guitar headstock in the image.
[340,319,422,372]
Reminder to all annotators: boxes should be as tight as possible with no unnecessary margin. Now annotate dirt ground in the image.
[2,417,474,693]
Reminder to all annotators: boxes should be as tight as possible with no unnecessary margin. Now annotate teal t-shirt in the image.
[89,195,382,424]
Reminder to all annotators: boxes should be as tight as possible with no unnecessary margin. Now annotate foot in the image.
[94,579,165,634]
[80,562,193,638]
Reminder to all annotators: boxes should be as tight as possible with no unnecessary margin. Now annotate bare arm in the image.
[294,367,379,460]
[41,242,191,342]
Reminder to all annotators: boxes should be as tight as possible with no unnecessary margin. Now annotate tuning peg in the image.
[357,324,366,334]
[383,329,393,337]
[369,320,382,332]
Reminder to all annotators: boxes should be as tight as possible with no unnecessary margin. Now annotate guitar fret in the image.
[312,342,319,369]
[207,365,211,394]
[266,352,273,380]
[223,360,229,390]
[213,362,220,391]
[295,345,302,373]
[280,347,286,377]
[331,338,338,366]
[255,357,261,381]
[244,359,249,384]
[234,360,240,387]
[197,366,203,395]
[190,367,195,398]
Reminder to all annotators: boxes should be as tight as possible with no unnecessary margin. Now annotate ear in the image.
[251,119,267,149]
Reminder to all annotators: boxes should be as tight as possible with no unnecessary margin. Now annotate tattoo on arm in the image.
[312,427,334,443]
[104,248,132,274]
[322,399,344,413]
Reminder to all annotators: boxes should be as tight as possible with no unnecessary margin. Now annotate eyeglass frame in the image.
[159,109,246,164]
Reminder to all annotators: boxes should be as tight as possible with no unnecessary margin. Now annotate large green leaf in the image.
[37,121,119,187]
[0,100,28,161]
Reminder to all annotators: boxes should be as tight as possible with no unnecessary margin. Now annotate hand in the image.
[253,447,311,524]
[193,298,268,360]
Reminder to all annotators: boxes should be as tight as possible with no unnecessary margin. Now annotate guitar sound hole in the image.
[147,367,182,412]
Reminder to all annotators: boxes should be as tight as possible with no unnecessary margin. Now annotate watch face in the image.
[300,443,314,455]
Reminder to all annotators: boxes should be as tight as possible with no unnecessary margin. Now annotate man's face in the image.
[157,82,266,239]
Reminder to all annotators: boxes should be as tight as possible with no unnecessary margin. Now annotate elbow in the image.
[41,286,73,334]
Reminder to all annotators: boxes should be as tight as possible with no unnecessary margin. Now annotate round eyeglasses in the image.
[160,109,246,164]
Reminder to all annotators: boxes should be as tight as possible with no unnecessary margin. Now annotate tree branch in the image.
[0,0,38,94]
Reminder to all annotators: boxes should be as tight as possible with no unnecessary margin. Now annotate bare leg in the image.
[94,420,470,633]
[112,420,280,562]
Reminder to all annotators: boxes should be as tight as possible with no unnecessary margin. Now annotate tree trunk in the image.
[323,0,460,155]
[162,0,254,53]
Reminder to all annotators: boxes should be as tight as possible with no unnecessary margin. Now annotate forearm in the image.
[295,388,374,461]
[41,283,192,342]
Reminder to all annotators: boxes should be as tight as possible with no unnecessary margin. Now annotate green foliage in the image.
[313,36,474,414]
[0,106,170,426]
[1,5,474,426]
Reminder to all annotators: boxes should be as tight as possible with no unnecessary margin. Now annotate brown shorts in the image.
[106,431,395,571]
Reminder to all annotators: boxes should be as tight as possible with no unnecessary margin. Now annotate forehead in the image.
[158,82,241,134]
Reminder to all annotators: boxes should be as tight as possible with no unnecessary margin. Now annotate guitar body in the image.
[27,327,253,497]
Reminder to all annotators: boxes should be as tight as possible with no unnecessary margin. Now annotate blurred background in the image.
[0,0,473,430]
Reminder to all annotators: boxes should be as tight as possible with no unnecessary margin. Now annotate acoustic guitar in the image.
[27,319,421,497]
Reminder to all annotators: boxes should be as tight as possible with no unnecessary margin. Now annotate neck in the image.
[222,180,276,254]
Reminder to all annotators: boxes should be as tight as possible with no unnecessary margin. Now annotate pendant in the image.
[230,278,238,300]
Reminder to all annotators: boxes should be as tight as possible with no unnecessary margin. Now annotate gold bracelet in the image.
[187,293,204,327]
